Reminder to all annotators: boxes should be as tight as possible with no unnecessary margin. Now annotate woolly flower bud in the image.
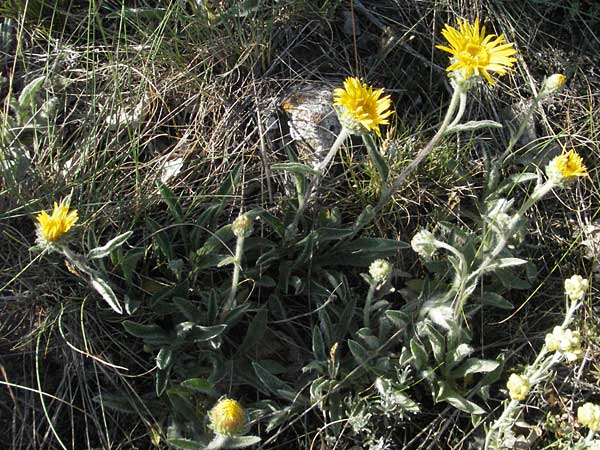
[564,275,589,302]
[506,373,530,401]
[232,215,253,238]
[411,229,437,259]
[540,74,566,97]
[369,259,393,283]
[545,326,583,362]
[578,403,600,432]
[209,398,245,436]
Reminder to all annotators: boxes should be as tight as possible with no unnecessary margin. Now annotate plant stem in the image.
[363,283,377,328]
[498,95,541,166]
[224,234,245,312]
[471,181,554,282]
[290,127,350,231]
[375,82,464,212]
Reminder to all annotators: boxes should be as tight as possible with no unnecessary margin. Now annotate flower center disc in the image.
[462,42,490,66]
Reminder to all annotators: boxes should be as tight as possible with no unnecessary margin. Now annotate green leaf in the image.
[252,362,292,395]
[237,308,268,355]
[451,358,501,379]
[494,258,528,269]
[167,388,196,419]
[122,320,169,341]
[92,393,135,414]
[156,347,173,370]
[318,237,409,267]
[175,322,227,342]
[90,275,123,314]
[436,381,486,415]
[181,378,217,397]
[446,343,473,369]
[167,439,207,450]
[196,224,234,256]
[495,268,531,289]
[409,338,428,370]
[352,205,375,232]
[173,297,202,322]
[217,164,242,198]
[223,435,262,449]
[445,120,502,134]
[421,322,445,364]
[312,326,326,360]
[363,134,389,183]
[314,227,355,242]
[156,366,171,396]
[497,172,538,194]
[87,231,133,259]
[271,162,320,176]
[217,256,237,267]
[333,295,356,342]
[480,292,513,310]
[385,310,409,329]
[157,181,184,223]
[348,339,371,367]
[18,76,45,110]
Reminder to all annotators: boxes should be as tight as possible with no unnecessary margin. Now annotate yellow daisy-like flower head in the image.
[546,149,588,186]
[333,77,393,137]
[436,18,517,85]
[35,198,78,246]
[209,398,245,436]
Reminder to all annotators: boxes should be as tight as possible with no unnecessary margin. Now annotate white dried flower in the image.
[564,274,589,301]
[369,259,393,283]
[232,215,253,238]
[411,229,437,259]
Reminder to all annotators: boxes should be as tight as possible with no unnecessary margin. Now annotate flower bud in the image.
[540,74,566,97]
[232,215,253,238]
[369,259,393,283]
[564,274,589,301]
[411,229,437,259]
[506,373,530,401]
[209,398,245,436]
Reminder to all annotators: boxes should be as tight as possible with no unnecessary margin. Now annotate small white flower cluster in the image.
[369,259,393,283]
[506,373,530,402]
[545,326,583,362]
[232,215,254,238]
[564,274,589,302]
[578,403,600,432]
[411,229,437,259]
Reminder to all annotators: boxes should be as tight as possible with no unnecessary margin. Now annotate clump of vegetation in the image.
[1,1,599,449]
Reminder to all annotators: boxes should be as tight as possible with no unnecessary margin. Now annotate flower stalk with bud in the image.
[224,215,253,313]
[363,259,393,327]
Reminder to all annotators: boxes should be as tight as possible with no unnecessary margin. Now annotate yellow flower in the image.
[506,373,530,401]
[35,199,78,244]
[436,18,517,85]
[209,398,245,436]
[546,150,588,185]
[578,403,600,432]
[333,77,393,137]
